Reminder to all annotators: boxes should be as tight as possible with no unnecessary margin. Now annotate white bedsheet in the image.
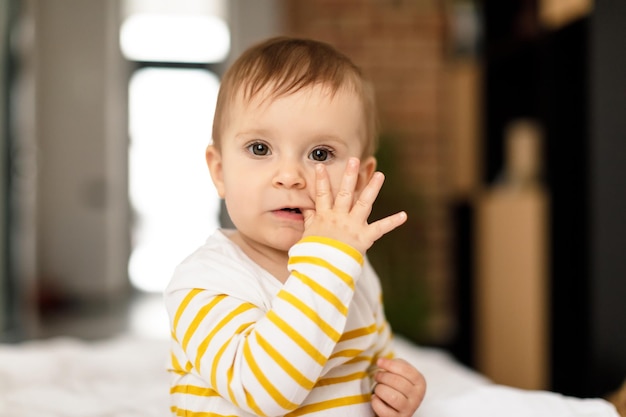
[0,335,618,417]
[391,337,619,417]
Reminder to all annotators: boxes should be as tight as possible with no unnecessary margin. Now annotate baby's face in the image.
[207,84,375,254]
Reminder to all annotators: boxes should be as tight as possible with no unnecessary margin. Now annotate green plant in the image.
[367,134,430,343]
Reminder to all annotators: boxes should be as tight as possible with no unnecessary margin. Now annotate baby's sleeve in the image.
[166,236,363,417]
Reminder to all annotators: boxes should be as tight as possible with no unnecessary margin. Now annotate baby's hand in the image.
[302,158,407,254]
[371,357,426,417]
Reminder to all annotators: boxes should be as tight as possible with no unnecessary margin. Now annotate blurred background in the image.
[1,0,624,400]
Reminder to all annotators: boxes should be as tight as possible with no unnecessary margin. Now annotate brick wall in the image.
[283,0,454,343]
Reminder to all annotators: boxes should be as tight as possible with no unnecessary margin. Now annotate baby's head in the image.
[211,36,378,158]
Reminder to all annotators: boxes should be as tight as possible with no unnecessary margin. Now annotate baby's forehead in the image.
[233,81,362,110]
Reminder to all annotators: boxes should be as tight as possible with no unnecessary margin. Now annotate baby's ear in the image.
[356,156,377,194]
[206,145,225,198]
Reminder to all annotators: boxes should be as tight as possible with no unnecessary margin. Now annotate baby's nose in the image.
[273,160,306,189]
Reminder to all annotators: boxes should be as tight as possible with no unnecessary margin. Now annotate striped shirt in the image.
[164,229,394,417]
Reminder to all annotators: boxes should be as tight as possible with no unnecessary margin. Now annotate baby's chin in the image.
[234,229,303,252]
[275,234,305,251]
[267,228,305,251]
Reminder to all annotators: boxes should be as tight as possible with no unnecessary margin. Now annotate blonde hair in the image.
[211,36,379,157]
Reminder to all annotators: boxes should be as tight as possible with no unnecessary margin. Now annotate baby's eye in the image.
[247,142,270,156]
[309,147,334,162]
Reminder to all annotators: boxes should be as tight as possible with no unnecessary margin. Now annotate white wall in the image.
[227,0,285,66]
[31,0,130,301]
[0,0,8,331]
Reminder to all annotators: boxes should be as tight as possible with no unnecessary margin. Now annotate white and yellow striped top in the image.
[164,229,394,417]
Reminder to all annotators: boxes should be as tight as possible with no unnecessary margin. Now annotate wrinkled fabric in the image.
[0,334,618,417]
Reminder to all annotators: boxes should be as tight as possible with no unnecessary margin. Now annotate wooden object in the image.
[475,120,550,390]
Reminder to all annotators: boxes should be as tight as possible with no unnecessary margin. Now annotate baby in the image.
[164,36,426,416]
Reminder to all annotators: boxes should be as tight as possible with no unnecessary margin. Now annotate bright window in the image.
[122,0,229,293]
[127,67,221,293]
[120,14,230,63]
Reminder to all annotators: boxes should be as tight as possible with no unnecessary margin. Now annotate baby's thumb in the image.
[301,208,316,230]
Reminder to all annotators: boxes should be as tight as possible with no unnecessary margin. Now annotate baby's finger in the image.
[367,211,408,242]
[377,358,424,386]
[351,171,384,220]
[373,364,426,417]
[334,158,360,212]
[373,383,407,415]
[314,164,333,211]
[371,393,398,417]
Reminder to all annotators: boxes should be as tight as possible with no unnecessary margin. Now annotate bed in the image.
[0,334,618,417]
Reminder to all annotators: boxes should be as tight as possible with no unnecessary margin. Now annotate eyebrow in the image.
[232,128,273,140]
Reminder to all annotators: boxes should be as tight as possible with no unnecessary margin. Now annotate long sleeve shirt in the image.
[164,229,394,417]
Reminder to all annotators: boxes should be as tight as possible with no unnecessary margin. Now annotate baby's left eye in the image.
[309,147,334,162]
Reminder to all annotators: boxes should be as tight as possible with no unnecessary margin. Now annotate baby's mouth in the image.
[280,207,302,214]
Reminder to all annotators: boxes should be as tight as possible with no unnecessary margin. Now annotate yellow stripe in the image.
[285,394,370,416]
[339,323,377,342]
[171,351,184,373]
[169,353,193,376]
[288,256,355,290]
[173,288,202,333]
[329,349,364,360]
[182,295,227,350]
[378,321,393,336]
[243,340,299,412]
[277,290,341,342]
[195,303,255,371]
[169,369,186,376]
[315,371,368,387]
[297,236,363,265]
[228,327,253,408]
[291,270,348,315]
[244,388,268,417]
[267,310,327,366]
[255,332,315,390]
[170,385,219,396]
[171,405,239,417]
[345,355,373,365]
[209,321,254,398]
[225,365,236,406]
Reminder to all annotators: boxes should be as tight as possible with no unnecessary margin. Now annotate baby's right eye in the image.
[247,142,270,156]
